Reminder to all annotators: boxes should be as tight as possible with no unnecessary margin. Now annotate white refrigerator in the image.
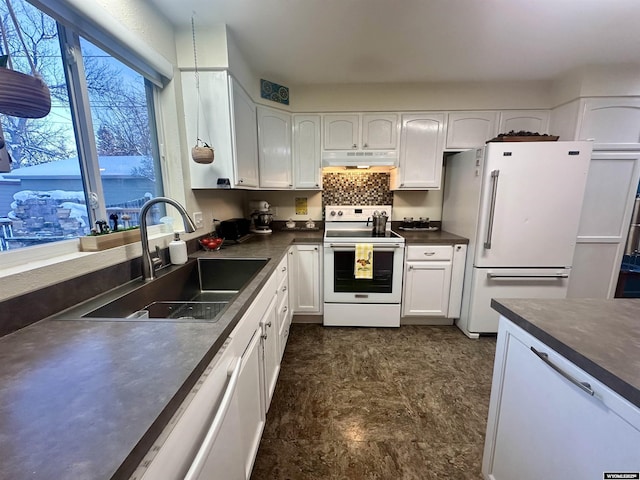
[442,141,592,337]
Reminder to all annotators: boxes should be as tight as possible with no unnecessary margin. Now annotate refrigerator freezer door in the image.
[459,267,571,335]
[475,142,591,268]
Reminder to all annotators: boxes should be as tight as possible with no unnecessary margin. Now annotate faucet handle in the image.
[152,245,163,269]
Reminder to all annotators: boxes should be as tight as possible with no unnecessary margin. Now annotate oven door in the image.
[324,243,405,303]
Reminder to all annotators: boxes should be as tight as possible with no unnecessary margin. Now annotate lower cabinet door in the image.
[261,295,280,411]
[236,329,265,479]
[484,320,640,480]
[402,261,451,316]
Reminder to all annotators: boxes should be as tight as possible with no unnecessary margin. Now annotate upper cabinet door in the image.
[499,111,550,135]
[392,113,445,189]
[446,112,499,149]
[293,115,321,189]
[578,98,640,147]
[323,114,359,150]
[230,78,259,188]
[362,114,398,149]
[257,106,292,189]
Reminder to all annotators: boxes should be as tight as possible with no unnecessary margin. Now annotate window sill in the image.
[0,225,181,302]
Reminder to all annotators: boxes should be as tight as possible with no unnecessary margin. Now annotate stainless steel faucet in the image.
[139,197,197,281]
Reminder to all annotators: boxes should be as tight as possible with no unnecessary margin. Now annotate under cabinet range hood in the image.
[321,150,397,168]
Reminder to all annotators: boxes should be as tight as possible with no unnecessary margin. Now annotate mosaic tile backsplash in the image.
[322,172,393,210]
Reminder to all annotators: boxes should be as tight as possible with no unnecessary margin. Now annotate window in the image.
[0,0,164,252]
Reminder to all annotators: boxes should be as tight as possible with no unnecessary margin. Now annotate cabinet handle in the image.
[282,286,287,292]
[423,252,436,256]
[266,321,272,328]
[484,170,500,249]
[363,143,368,148]
[315,183,319,187]
[239,178,244,183]
[530,347,594,396]
[352,143,357,149]
[289,251,294,255]
[282,266,287,272]
[184,357,242,480]
[487,273,568,279]
[314,247,318,251]
[283,306,288,312]
[261,333,268,340]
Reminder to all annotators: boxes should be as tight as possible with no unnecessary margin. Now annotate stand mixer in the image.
[249,200,273,234]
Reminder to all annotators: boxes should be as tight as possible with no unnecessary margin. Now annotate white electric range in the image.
[323,205,405,327]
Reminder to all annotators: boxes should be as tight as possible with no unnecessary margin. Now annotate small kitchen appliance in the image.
[323,205,405,327]
[249,200,273,234]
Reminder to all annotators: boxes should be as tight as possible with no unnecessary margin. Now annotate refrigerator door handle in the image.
[484,170,500,249]
[486,272,569,279]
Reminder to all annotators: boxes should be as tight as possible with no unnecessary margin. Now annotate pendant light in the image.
[190,14,214,164]
[0,0,51,119]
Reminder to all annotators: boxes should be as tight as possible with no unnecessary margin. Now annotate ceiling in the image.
[146,0,640,86]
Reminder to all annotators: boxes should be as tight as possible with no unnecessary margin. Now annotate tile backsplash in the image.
[322,172,393,209]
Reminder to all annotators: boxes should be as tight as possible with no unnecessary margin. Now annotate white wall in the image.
[291,80,553,112]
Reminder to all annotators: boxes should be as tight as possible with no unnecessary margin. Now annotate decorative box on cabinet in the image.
[390,113,445,190]
[257,106,292,189]
[446,111,498,149]
[293,115,322,189]
[323,113,398,151]
[483,317,640,480]
[182,71,259,189]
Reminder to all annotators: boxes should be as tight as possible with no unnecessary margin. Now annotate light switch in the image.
[193,211,204,229]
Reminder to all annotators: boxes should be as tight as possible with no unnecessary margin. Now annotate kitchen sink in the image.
[69,257,269,321]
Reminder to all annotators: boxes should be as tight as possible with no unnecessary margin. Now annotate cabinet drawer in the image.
[276,254,289,285]
[406,245,453,261]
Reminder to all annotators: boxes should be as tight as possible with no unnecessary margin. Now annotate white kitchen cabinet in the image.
[235,329,264,478]
[136,338,244,480]
[291,244,323,314]
[446,111,498,149]
[260,294,279,411]
[498,110,550,134]
[183,71,259,189]
[293,115,322,189]
[390,113,445,189]
[323,113,398,150]
[275,253,292,360]
[483,317,640,480]
[257,106,292,189]
[361,114,398,149]
[577,97,640,147]
[402,245,453,318]
[568,150,640,298]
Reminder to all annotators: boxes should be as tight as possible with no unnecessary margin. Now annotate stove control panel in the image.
[325,205,392,222]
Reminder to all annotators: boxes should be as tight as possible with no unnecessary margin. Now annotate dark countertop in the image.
[0,226,467,480]
[0,231,323,480]
[393,228,469,245]
[491,298,640,409]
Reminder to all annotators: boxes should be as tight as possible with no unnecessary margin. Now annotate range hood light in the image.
[343,165,371,170]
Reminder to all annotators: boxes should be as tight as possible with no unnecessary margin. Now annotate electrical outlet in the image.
[193,211,204,229]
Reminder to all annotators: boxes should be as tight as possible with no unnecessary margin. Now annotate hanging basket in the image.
[191,142,215,164]
[0,68,51,118]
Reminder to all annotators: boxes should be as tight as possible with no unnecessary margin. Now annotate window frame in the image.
[0,2,169,268]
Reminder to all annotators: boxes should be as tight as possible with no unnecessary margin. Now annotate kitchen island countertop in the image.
[491,298,640,408]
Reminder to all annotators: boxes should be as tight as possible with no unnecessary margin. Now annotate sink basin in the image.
[130,301,230,321]
[77,257,269,321]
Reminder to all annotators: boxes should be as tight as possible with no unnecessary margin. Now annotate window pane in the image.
[0,0,87,251]
[79,38,164,231]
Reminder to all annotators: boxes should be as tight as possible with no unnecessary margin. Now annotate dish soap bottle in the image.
[169,232,188,265]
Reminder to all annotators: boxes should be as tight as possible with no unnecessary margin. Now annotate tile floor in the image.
[251,324,497,480]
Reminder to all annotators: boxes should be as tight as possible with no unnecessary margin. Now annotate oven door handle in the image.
[326,243,404,249]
